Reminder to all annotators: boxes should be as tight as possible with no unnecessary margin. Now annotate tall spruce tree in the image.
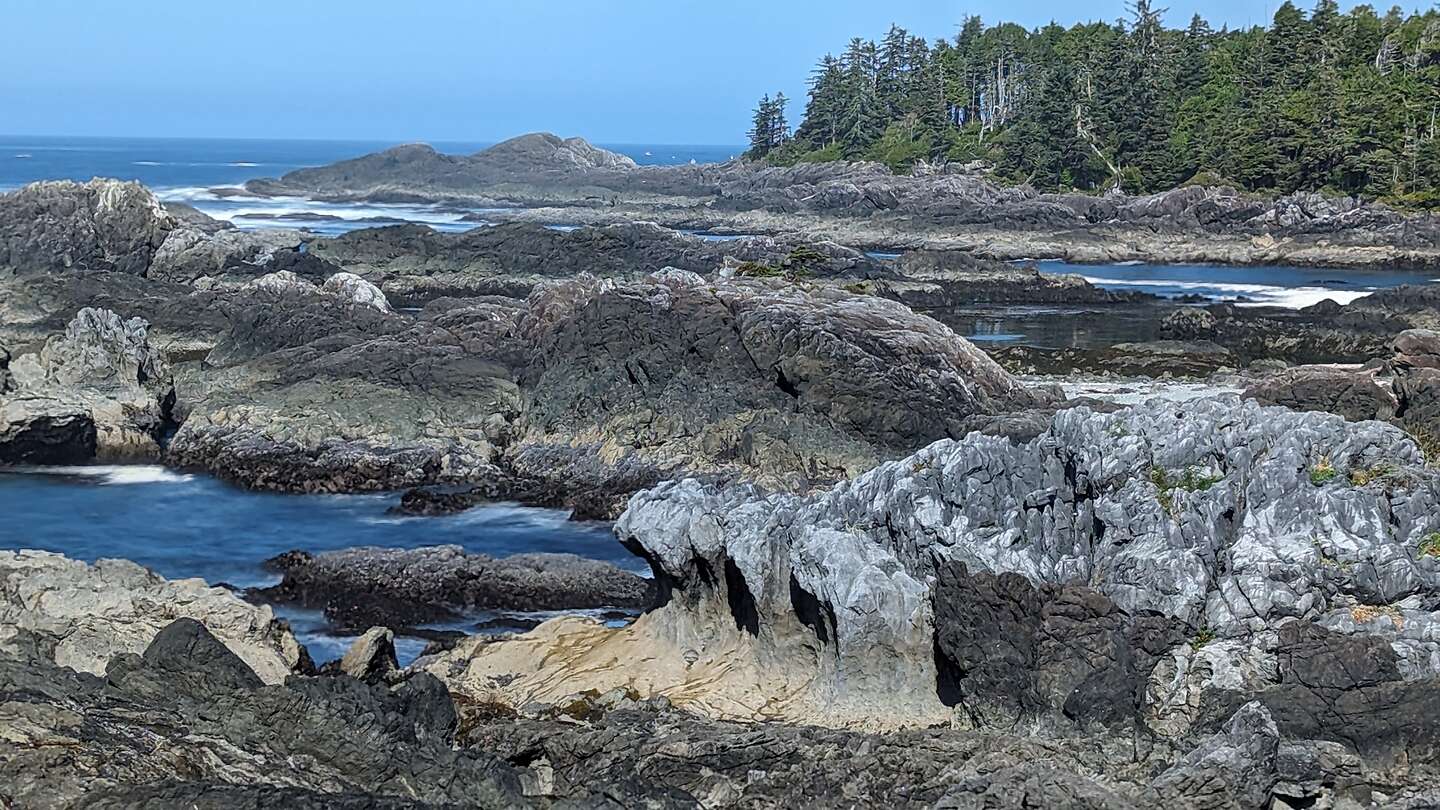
[750,6,1440,204]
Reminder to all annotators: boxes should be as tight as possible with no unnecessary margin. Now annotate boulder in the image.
[334,626,400,682]
[0,550,306,683]
[0,179,174,276]
[1,308,174,460]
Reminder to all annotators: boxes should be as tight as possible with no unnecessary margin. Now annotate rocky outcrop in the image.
[0,179,174,276]
[244,138,1440,268]
[246,134,652,203]
[0,618,556,809]
[8,611,1402,808]
[164,278,519,492]
[428,396,1440,740]
[0,308,174,461]
[1162,284,1440,365]
[0,550,306,683]
[252,545,650,631]
[0,179,320,285]
[158,267,1041,509]
[310,221,889,307]
[1244,328,1440,448]
[513,269,1045,505]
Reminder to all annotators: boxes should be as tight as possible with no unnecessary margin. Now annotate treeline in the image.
[745,1,1440,203]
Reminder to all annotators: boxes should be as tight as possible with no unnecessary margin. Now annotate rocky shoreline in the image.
[235,133,1440,271]
[6,161,1440,806]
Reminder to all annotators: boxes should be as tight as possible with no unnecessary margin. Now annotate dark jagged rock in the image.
[155,266,1044,502]
[1162,285,1440,365]
[515,269,1045,498]
[1245,365,1399,422]
[1259,622,1440,759]
[0,618,539,808]
[312,221,885,307]
[932,562,1187,729]
[879,249,1144,308]
[1243,326,1440,446]
[0,179,174,276]
[252,545,651,632]
[0,396,96,463]
[0,179,317,286]
[993,339,1237,377]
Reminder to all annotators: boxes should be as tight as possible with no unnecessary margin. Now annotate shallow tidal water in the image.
[0,465,643,663]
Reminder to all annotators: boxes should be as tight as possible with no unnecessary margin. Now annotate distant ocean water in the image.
[0,135,742,191]
[0,135,743,236]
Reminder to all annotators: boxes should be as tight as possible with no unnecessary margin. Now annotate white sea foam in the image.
[133,160,163,166]
[11,465,195,485]
[1236,287,1374,308]
[13,154,31,159]
[1083,276,1375,308]
[228,161,260,167]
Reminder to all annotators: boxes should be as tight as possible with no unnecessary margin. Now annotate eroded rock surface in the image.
[0,308,174,461]
[0,550,305,683]
[428,396,1440,747]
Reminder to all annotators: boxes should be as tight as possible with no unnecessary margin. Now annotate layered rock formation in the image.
[427,396,1440,746]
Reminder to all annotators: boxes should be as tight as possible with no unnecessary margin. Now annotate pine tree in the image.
[749,8,1440,205]
[745,94,789,159]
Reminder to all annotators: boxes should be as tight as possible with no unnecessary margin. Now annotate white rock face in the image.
[580,395,1440,729]
[243,270,391,313]
[321,271,391,312]
[242,269,315,296]
[0,550,306,684]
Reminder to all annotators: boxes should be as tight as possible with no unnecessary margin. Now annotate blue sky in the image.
[1,1,1429,144]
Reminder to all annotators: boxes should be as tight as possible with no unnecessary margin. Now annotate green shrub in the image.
[1420,533,1440,558]
[1309,457,1338,486]
[1151,466,1223,513]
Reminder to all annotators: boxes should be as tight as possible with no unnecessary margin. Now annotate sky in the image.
[1,0,1431,145]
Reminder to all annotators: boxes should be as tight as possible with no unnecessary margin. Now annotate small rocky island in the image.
[5,128,1440,808]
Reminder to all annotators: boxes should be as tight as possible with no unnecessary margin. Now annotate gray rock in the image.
[0,179,174,276]
[1151,702,1281,809]
[253,545,650,632]
[1,308,174,460]
[0,549,306,683]
[612,395,1440,732]
[0,618,548,809]
[335,626,399,682]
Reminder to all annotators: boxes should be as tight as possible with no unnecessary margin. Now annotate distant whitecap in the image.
[10,465,195,485]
